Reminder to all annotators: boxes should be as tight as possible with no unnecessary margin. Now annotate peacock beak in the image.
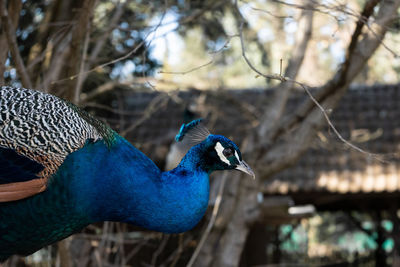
[236,160,255,179]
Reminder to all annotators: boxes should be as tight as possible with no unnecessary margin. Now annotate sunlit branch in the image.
[158,34,237,75]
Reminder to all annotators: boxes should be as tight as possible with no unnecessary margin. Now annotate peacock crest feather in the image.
[175,119,210,145]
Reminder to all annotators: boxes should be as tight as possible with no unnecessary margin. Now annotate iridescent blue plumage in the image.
[0,147,44,184]
[0,87,254,261]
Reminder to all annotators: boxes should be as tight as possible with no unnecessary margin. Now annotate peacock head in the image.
[176,119,255,178]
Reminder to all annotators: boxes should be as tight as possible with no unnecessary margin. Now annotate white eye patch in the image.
[215,142,231,165]
[234,150,240,163]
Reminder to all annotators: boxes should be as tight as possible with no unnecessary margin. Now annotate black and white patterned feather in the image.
[0,86,110,179]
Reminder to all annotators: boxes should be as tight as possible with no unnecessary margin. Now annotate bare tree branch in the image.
[251,6,294,19]
[256,0,400,177]
[73,21,91,104]
[0,0,21,85]
[187,173,227,267]
[257,0,314,138]
[119,92,172,137]
[264,0,384,148]
[60,0,97,102]
[159,35,237,75]
[0,0,32,88]
[50,6,165,88]
[88,1,126,65]
[204,173,259,267]
[26,0,60,87]
[80,81,119,103]
[271,0,359,23]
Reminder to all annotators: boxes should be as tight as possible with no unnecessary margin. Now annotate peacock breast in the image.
[162,171,210,232]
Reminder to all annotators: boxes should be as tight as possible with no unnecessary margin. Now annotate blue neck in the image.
[177,143,208,173]
[70,136,210,233]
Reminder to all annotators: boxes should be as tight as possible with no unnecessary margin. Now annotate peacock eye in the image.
[223,147,234,158]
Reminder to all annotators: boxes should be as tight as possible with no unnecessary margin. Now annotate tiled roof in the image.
[97,84,400,195]
[264,84,400,195]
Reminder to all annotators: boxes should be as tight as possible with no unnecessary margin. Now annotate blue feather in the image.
[0,147,44,184]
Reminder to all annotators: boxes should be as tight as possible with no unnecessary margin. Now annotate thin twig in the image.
[51,23,162,85]
[270,0,359,22]
[150,235,170,266]
[170,234,184,267]
[159,236,193,267]
[251,7,294,19]
[186,172,227,267]
[73,21,91,104]
[159,60,214,75]
[119,91,172,137]
[364,22,399,58]
[88,1,126,64]
[257,0,399,57]
[238,21,286,81]
[50,41,145,85]
[51,0,171,86]
[294,80,385,162]
[83,102,141,116]
[0,0,32,88]
[140,0,169,91]
[159,35,236,75]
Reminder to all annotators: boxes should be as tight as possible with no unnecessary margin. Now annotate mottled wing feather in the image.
[0,86,105,202]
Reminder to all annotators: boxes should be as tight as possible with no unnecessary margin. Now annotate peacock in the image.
[0,86,254,261]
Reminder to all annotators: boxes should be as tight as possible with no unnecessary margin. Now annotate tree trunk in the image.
[0,0,21,85]
[0,0,30,88]
[240,223,270,266]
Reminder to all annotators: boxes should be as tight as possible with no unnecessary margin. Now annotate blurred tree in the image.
[1,0,162,103]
